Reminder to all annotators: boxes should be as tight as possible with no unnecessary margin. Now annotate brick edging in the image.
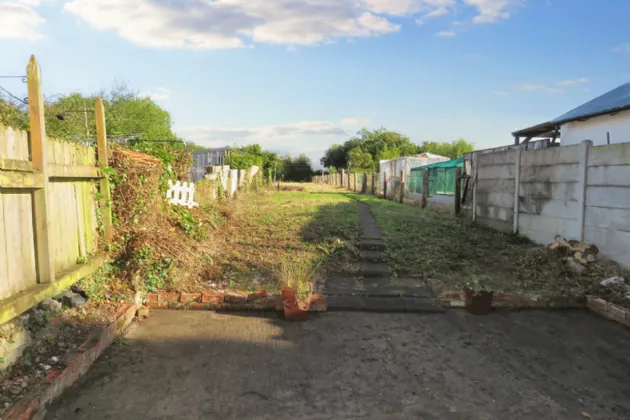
[435,290,585,309]
[586,295,630,327]
[4,304,137,420]
[146,290,327,312]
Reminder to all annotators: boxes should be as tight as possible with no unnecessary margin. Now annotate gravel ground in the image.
[45,309,630,420]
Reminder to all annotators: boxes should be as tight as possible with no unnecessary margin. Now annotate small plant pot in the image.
[464,288,494,315]
[282,289,310,321]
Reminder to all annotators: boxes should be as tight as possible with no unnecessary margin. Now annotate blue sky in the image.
[1,0,629,166]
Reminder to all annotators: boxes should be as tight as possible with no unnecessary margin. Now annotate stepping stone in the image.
[363,297,406,312]
[360,262,390,278]
[359,250,384,263]
[326,295,366,311]
[358,239,386,251]
[403,297,445,313]
[395,287,434,298]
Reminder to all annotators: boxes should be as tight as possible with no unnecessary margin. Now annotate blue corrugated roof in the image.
[552,82,630,124]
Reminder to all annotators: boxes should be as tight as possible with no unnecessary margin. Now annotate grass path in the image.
[209,187,361,292]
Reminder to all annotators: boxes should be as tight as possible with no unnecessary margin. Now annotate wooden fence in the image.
[0,56,112,324]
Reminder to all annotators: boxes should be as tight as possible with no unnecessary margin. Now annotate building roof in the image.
[512,82,630,138]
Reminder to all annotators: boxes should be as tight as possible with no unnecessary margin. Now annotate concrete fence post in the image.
[512,147,522,233]
[383,173,388,199]
[576,140,593,241]
[400,169,405,203]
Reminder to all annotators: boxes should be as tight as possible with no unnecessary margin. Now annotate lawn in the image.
[351,194,625,297]
[205,185,361,293]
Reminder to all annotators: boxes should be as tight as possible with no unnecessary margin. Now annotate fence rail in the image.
[0,56,112,325]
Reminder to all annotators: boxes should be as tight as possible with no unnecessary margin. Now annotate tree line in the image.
[320,128,474,172]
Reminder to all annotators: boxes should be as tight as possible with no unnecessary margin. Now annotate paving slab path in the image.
[326,202,443,313]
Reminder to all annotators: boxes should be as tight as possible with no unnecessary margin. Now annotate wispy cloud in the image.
[451,20,467,26]
[425,6,450,17]
[557,77,589,86]
[436,30,457,38]
[518,84,565,94]
[464,0,521,24]
[613,43,630,52]
[415,18,424,26]
[340,117,370,126]
[139,87,171,101]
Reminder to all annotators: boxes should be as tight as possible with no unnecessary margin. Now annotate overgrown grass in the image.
[209,187,361,293]
[351,193,616,296]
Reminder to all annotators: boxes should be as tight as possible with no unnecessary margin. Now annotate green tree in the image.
[417,138,474,159]
[283,154,313,182]
[347,147,373,172]
[0,96,28,130]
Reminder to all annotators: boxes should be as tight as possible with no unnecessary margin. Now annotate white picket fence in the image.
[166,180,199,208]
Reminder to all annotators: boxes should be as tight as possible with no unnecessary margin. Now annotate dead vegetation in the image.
[354,194,630,306]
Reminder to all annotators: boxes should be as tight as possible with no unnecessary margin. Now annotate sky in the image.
[1,0,629,167]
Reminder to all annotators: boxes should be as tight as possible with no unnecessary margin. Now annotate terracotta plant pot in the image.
[464,288,494,315]
[282,289,310,321]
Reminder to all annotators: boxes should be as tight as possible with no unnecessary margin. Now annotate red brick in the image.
[441,291,463,300]
[437,299,451,308]
[147,293,159,302]
[586,296,608,314]
[158,291,180,302]
[251,296,277,310]
[224,292,247,304]
[247,290,268,302]
[310,295,327,311]
[180,292,201,303]
[202,291,224,304]
[275,295,284,311]
[146,301,168,309]
[189,302,213,310]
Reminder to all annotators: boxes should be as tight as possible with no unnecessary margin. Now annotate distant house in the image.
[513,82,630,146]
[190,147,231,181]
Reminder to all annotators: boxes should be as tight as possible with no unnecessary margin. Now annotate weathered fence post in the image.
[362,173,367,194]
[95,97,114,245]
[353,173,357,191]
[340,169,345,187]
[383,173,388,199]
[371,172,375,195]
[421,168,428,209]
[27,55,55,283]
[400,169,405,204]
[454,167,462,215]
[472,153,478,222]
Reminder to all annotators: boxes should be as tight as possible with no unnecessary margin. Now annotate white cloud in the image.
[613,43,630,52]
[64,0,406,49]
[415,18,425,25]
[176,120,348,149]
[518,84,565,94]
[340,117,370,126]
[451,20,467,26]
[0,1,45,40]
[425,6,450,17]
[557,77,589,86]
[139,87,171,101]
[464,0,520,24]
[436,30,457,37]
[492,90,510,96]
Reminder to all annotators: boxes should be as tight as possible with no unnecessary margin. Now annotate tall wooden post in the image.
[340,169,345,187]
[421,169,429,209]
[454,167,462,215]
[95,97,114,245]
[27,55,55,284]
[383,173,388,199]
[362,173,367,194]
[400,169,405,203]
[371,172,375,195]
[353,173,357,191]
